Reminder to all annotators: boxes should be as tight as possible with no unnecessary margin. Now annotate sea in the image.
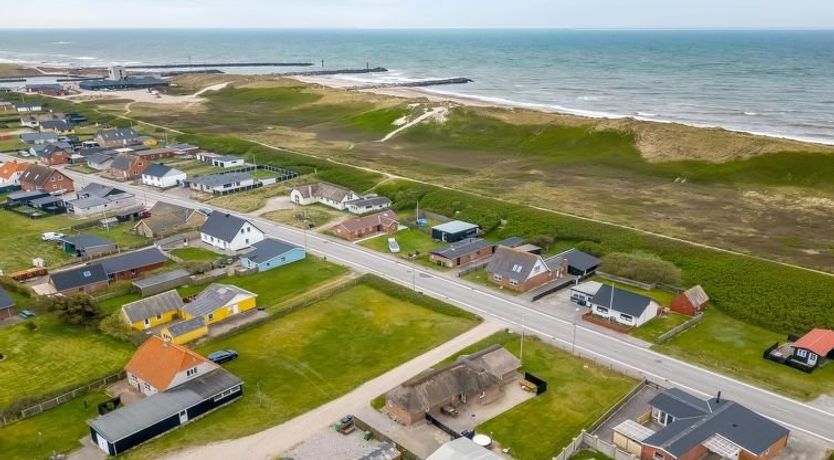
[1,29,833,145]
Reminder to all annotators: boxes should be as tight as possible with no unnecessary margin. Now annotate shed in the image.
[0,287,15,320]
[49,263,110,295]
[160,317,209,345]
[99,247,168,281]
[61,235,118,258]
[553,248,600,277]
[431,220,479,243]
[671,285,709,316]
[132,269,191,296]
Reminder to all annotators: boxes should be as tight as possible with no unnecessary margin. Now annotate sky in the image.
[3,0,834,29]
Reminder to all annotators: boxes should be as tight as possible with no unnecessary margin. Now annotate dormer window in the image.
[186,367,198,377]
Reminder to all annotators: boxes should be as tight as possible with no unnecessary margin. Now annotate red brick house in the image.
[485,246,567,292]
[429,238,495,268]
[670,285,709,316]
[37,144,72,166]
[332,210,398,241]
[108,153,151,180]
[19,164,74,193]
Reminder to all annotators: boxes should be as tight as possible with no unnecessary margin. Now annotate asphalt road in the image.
[47,165,834,446]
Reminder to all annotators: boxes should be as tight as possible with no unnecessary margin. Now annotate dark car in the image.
[207,349,238,364]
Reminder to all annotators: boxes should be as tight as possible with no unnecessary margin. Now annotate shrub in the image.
[99,313,139,343]
[31,294,104,328]
[0,276,33,298]
[601,252,683,286]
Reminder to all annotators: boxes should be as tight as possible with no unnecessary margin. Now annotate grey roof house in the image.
[49,264,110,294]
[61,234,118,257]
[121,290,184,328]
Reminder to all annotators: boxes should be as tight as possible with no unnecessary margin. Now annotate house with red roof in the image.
[125,335,219,396]
[791,329,834,370]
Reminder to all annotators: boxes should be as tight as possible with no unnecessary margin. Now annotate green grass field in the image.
[261,205,343,229]
[0,391,110,460]
[0,316,134,410]
[178,257,348,309]
[169,247,219,262]
[440,332,636,460]
[0,211,79,271]
[81,223,150,250]
[359,228,444,268]
[655,309,834,400]
[630,312,690,343]
[123,280,478,459]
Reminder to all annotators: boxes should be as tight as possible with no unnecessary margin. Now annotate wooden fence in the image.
[1,371,125,426]
[656,313,704,344]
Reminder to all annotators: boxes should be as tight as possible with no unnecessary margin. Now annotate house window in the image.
[595,306,609,315]
[493,274,503,282]
[156,314,162,320]
[208,313,214,321]
[186,367,198,377]
[619,314,633,323]
[797,349,808,358]
[143,383,151,391]
[143,318,150,327]
[653,452,664,460]
[509,279,519,287]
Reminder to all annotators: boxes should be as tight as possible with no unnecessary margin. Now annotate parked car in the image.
[207,349,238,364]
[41,232,64,241]
[387,238,400,253]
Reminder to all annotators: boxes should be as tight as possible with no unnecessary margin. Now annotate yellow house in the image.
[141,136,158,147]
[180,283,258,325]
[159,317,209,345]
[122,290,184,331]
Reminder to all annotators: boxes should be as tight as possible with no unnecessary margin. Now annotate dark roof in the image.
[645,391,789,458]
[0,287,14,310]
[142,163,176,178]
[39,120,73,131]
[29,195,64,207]
[88,368,240,443]
[50,264,109,292]
[19,164,65,187]
[96,128,139,141]
[110,153,138,171]
[132,269,191,290]
[242,238,301,263]
[496,236,525,248]
[590,285,654,317]
[165,317,206,337]
[345,196,392,208]
[649,387,712,419]
[200,213,251,242]
[486,246,546,281]
[122,290,184,323]
[190,172,253,188]
[78,183,122,198]
[430,238,492,259]
[99,247,167,275]
[432,220,479,235]
[20,133,59,143]
[7,190,49,202]
[336,210,399,234]
[555,248,600,272]
[62,234,116,250]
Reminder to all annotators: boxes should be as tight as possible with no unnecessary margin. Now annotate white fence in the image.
[552,430,638,460]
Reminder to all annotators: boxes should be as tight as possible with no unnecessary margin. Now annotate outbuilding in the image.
[431,220,479,243]
[0,287,15,320]
[49,264,110,295]
[670,285,709,316]
[240,238,306,272]
[790,328,834,371]
[132,269,191,296]
[61,235,118,258]
[160,317,209,345]
[553,248,600,277]
[99,247,169,282]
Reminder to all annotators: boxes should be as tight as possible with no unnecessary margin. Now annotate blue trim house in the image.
[240,238,305,272]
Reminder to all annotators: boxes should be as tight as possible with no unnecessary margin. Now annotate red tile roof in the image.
[793,329,834,356]
[124,336,216,391]
[0,161,30,180]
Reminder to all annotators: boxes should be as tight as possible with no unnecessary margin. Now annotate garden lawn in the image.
[0,316,133,410]
[123,280,478,459]
[655,309,834,400]
[442,332,637,460]
[0,391,110,460]
[262,206,343,229]
[630,311,690,343]
[170,247,220,262]
[0,211,79,271]
[178,257,348,309]
[80,223,150,250]
[359,228,444,269]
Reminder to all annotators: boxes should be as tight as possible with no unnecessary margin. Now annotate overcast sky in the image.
[4,0,834,29]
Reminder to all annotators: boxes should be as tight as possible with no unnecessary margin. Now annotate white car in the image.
[388,238,401,253]
[41,232,65,241]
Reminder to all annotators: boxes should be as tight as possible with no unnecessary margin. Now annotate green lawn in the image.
[178,257,348,309]
[80,223,150,250]
[0,391,110,460]
[0,211,79,271]
[570,450,614,460]
[262,205,343,229]
[359,228,445,269]
[0,137,26,152]
[170,247,220,262]
[631,311,690,343]
[655,309,834,400]
[440,332,636,460]
[0,316,134,410]
[124,280,478,458]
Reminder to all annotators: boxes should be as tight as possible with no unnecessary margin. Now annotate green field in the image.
[124,279,479,458]
[80,223,150,250]
[0,211,78,271]
[178,257,348,308]
[0,316,134,411]
[631,312,690,343]
[441,332,636,460]
[656,309,834,400]
[0,391,110,460]
[262,205,343,229]
[169,247,219,262]
[359,228,444,268]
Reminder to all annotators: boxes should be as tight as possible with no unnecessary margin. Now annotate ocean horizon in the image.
[2,28,833,145]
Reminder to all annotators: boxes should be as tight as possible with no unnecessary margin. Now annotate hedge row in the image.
[375,179,834,335]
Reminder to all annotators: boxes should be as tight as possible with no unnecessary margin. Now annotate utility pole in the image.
[520,310,525,365]
[572,307,580,354]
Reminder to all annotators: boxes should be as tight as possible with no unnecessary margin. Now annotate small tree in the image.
[528,234,555,252]
[32,294,104,328]
[600,251,682,286]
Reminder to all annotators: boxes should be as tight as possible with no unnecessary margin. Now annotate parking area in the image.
[281,424,400,460]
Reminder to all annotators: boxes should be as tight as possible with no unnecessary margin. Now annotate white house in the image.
[196,152,245,168]
[15,102,43,113]
[289,182,359,210]
[570,281,659,327]
[200,212,265,252]
[189,172,255,195]
[344,195,392,214]
[64,183,137,218]
[141,164,186,188]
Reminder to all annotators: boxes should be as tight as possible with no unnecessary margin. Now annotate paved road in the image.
[43,165,834,447]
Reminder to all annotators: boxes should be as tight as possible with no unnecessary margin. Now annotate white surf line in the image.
[378,106,447,142]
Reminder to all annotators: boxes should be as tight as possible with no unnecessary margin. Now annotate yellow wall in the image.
[126,310,178,331]
[180,295,257,325]
[161,326,208,345]
[143,139,158,146]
